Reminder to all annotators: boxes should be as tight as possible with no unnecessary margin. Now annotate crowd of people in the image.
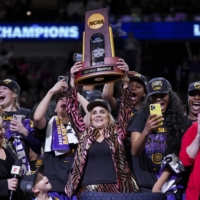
[0,56,200,200]
[1,38,200,113]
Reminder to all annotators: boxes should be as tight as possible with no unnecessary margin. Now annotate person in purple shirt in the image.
[34,78,78,200]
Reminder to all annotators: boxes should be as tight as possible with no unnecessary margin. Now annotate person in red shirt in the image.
[179,114,200,200]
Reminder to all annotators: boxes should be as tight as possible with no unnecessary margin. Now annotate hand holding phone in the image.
[11,115,28,136]
[58,76,68,91]
[149,104,163,126]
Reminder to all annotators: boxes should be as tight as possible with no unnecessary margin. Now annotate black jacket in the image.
[0,145,20,200]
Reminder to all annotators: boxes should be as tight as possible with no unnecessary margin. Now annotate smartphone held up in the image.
[73,53,83,62]
[58,76,69,83]
[58,76,68,91]
[12,114,23,122]
[149,103,163,126]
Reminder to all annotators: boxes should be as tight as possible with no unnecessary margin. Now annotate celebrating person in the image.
[0,79,41,172]
[102,68,147,120]
[20,164,55,200]
[65,62,140,197]
[34,78,78,200]
[128,77,185,199]
[101,60,148,175]
[183,81,200,129]
[180,81,200,195]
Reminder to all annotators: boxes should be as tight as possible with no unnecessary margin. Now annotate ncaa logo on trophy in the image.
[74,8,124,86]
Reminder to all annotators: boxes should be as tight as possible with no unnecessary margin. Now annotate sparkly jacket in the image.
[65,85,140,197]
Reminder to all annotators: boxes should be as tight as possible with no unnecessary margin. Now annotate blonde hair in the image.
[0,106,6,148]
[14,96,20,110]
[108,113,115,125]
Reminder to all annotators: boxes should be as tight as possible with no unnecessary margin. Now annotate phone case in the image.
[149,104,163,126]
[13,114,23,122]
[73,53,82,62]
[58,76,68,83]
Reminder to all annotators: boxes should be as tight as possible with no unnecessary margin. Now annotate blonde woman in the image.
[65,62,140,197]
[0,79,41,172]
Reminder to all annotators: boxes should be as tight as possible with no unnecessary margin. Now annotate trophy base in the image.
[75,57,124,86]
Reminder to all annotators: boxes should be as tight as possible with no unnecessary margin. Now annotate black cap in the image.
[87,99,111,112]
[55,91,68,103]
[20,165,44,194]
[82,90,102,102]
[128,72,148,94]
[188,81,200,94]
[0,79,20,95]
[148,77,172,96]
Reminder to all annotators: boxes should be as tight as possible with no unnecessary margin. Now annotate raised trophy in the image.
[74,8,124,86]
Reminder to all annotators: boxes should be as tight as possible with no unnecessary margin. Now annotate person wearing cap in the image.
[64,62,140,197]
[178,81,200,200]
[123,71,148,179]
[183,81,200,130]
[179,114,200,200]
[0,106,21,200]
[128,77,185,199]
[102,59,148,121]
[77,60,131,125]
[34,78,78,200]
[20,164,54,200]
[0,79,41,173]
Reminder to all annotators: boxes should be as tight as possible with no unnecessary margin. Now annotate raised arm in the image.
[34,79,68,130]
[70,62,82,88]
[66,62,86,136]
[114,60,133,138]
[102,58,126,112]
[102,82,117,112]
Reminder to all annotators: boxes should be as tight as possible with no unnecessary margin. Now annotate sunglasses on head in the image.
[188,90,200,97]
